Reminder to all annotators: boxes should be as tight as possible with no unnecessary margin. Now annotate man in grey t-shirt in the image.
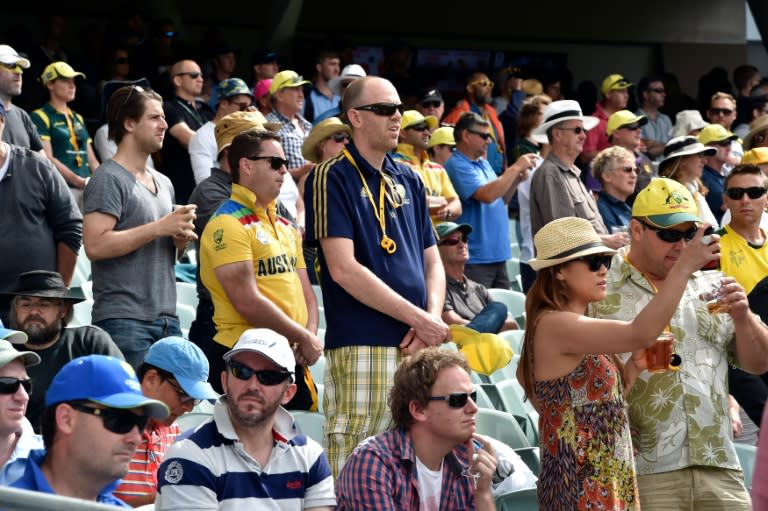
[83,84,197,369]
[0,45,43,153]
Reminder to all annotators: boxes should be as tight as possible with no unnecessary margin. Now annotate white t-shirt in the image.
[415,456,443,511]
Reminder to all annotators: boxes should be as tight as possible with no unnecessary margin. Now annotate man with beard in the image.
[0,44,43,152]
[303,49,341,124]
[443,71,506,175]
[4,270,122,432]
[114,337,219,507]
[156,328,335,510]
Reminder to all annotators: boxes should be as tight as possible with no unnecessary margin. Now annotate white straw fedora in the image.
[529,217,616,271]
[532,100,599,144]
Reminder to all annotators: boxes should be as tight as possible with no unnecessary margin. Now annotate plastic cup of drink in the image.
[645,331,675,372]
[698,270,729,314]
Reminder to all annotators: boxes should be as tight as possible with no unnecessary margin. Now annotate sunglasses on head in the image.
[408,123,429,132]
[555,126,587,135]
[70,403,149,434]
[725,186,767,200]
[709,107,734,116]
[244,155,288,170]
[429,391,477,409]
[468,129,491,140]
[331,132,350,143]
[577,254,613,272]
[352,103,404,116]
[228,360,293,386]
[421,100,441,109]
[0,377,32,395]
[637,219,698,243]
[176,71,201,79]
[439,234,468,246]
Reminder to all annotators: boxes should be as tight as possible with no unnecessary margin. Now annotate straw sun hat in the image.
[528,217,616,271]
[301,117,351,162]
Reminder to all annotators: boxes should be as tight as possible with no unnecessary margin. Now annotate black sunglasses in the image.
[70,403,149,434]
[408,123,430,132]
[439,235,468,246]
[615,166,639,174]
[637,219,697,243]
[176,71,202,79]
[244,155,288,170]
[429,391,477,409]
[555,126,587,135]
[352,103,405,116]
[577,254,613,272]
[621,124,642,131]
[228,360,293,386]
[331,132,350,143]
[0,377,32,395]
[709,107,734,116]
[421,100,441,108]
[468,129,491,140]
[725,186,768,200]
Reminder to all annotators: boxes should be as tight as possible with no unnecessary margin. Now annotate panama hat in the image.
[301,117,351,162]
[659,136,716,166]
[532,100,599,144]
[669,110,708,138]
[743,115,768,150]
[528,217,616,271]
[328,64,366,96]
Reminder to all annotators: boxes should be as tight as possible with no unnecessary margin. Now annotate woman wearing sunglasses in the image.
[518,215,717,510]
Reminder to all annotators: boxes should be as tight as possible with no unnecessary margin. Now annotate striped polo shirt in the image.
[114,422,181,501]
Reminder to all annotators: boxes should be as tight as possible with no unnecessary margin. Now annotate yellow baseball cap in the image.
[449,324,513,376]
[742,147,768,166]
[606,110,648,136]
[40,61,85,84]
[268,70,310,96]
[428,126,455,148]
[601,74,632,95]
[697,123,738,146]
[400,110,438,131]
[632,178,702,227]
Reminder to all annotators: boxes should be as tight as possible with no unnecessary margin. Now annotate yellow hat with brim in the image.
[742,147,768,166]
[215,111,280,155]
[697,123,738,146]
[601,74,632,95]
[606,110,648,136]
[301,117,351,162]
[40,61,85,84]
[529,217,616,271]
[401,110,438,131]
[632,177,702,228]
[449,324,513,376]
[268,70,310,96]
[428,126,455,148]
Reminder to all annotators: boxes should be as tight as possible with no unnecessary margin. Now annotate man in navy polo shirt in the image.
[305,76,449,477]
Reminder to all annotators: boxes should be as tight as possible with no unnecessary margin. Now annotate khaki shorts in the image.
[638,466,750,510]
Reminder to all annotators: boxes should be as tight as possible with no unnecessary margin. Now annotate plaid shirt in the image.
[336,427,477,510]
[266,109,312,169]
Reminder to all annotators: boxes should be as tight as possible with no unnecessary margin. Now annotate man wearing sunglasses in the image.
[698,123,739,225]
[591,177,768,510]
[580,73,632,168]
[706,91,743,169]
[393,110,461,224]
[337,348,498,510]
[160,59,215,204]
[443,71,507,175]
[156,328,335,510]
[114,336,219,507]
[200,129,322,410]
[635,75,672,161]
[12,354,169,507]
[0,44,44,153]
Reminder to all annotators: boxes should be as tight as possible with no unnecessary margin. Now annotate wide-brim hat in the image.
[529,217,616,271]
[532,100,599,144]
[659,135,716,166]
[743,115,768,150]
[669,110,709,138]
[328,64,366,96]
[301,117,351,162]
[2,270,85,303]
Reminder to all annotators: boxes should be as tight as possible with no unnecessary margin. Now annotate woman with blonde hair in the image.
[518,215,717,510]
[591,146,637,233]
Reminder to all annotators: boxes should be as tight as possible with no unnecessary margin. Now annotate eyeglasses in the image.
[649,88,666,94]
[228,360,293,385]
[175,71,202,79]
[429,391,477,409]
[421,100,441,109]
[438,235,468,246]
[17,299,63,312]
[114,57,130,65]
[469,79,494,89]
[614,166,639,174]
[164,378,201,406]
[555,126,586,135]
[0,63,23,73]
[0,377,32,395]
[725,186,768,199]
[408,123,429,132]
[331,132,349,143]
[637,219,697,243]
[709,107,734,116]
[468,130,491,140]
[70,403,149,434]
[231,101,252,111]
[244,155,288,170]
[577,254,613,272]
[352,103,405,116]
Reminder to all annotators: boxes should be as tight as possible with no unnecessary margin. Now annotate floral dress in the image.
[534,354,639,510]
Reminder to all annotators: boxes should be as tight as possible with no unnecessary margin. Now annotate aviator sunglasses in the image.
[228,360,293,386]
[725,187,767,200]
[70,403,149,434]
[0,377,32,395]
[429,391,477,409]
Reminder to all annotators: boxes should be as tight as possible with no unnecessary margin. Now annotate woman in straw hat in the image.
[518,216,717,510]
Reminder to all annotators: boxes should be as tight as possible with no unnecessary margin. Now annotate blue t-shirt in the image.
[701,165,726,225]
[444,150,511,264]
[304,142,435,349]
[308,88,340,124]
[12,449,130,507]
[596,192,632,233]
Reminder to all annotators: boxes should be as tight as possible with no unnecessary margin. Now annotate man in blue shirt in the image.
[444,112,537,289]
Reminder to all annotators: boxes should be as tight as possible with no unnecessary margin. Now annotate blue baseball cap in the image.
[0,319,26,344]
[144,337,219,400]
[45,355,169,419]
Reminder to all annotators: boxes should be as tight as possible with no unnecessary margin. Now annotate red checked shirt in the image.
[336,427,477,510]
[114,422,181,501]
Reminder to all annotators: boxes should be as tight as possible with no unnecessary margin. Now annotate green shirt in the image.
[590,248,740,475]
[31,102,92,178]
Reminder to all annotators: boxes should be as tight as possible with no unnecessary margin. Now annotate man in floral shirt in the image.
[591,177,768,510]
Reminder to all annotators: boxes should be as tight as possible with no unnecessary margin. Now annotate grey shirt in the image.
[444,275,491,321]
[84,159,178,322]
[530,153,607,238]
[1,106,43,152]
